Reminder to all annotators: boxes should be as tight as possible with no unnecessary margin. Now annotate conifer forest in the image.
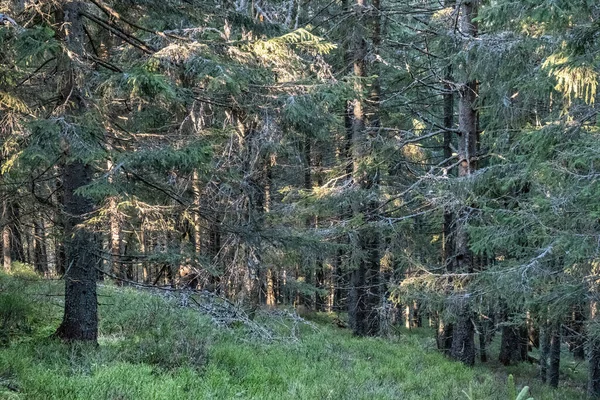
[1,0,600,399]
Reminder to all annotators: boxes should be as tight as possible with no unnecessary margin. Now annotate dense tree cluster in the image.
[1,0,599,395]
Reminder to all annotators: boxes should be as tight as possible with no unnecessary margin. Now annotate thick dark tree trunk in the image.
[548,323,561,388]
[499,323,528,365]
[479,327,487,363]
[347,0,381,338]
[450,296,475,366]
[54,1,98,343]
[438,62,455,354]
[589,338,600,398]
[55,160,98,342]
[568,306,585,360]
[450,0,478,365]
[349,230,380,336]
[478,316,493,363]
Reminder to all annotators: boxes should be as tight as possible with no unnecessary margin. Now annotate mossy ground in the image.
[0,267,586,399]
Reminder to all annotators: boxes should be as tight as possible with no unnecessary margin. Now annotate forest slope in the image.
[0,268,584,400]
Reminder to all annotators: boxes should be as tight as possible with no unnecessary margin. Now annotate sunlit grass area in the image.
[0,269,586,399]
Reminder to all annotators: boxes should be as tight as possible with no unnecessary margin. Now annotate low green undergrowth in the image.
[0,271,586,399]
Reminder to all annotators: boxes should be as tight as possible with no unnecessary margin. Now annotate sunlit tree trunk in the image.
[2,201,10,272]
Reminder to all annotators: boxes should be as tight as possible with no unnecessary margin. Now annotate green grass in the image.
[0,270,587,399]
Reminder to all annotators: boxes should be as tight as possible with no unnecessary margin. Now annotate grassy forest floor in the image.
[0,266,587,399]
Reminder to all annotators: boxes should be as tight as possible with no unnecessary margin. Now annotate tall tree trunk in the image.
[439,65,454,351]
[548,323,561,388]
[450,296,475,365]
[140,226,149,283]
[237,113,266,314]
[109,196,121,281]
[108,169,122,283]
[6,202,24,265]
[302,136,314,310]
[499,323,528,365]
[347,0,381,338]
[568,305,586,360]
[33,216,48,275]
[450,0,478,366]
[53,166,66,276]
[56,159,98,341]
[2,201,10,272]
[588,300,600,397]
[540,321,551,384]
[54,1,98,342]
[192,169,202,258]
[438,319,454,355]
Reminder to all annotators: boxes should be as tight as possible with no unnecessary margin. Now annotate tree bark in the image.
[499,323,528,366]
[347,0,381,338]
[33,216,48,275]
[450,296,475,366]
[450,0,478,365]
[54,1,98,343]
[540,322,550,383]
[55,159,98,341]
[2,201,10,272]
[589,301,600,397]
[108,161,122,283]
[548,323,561,388]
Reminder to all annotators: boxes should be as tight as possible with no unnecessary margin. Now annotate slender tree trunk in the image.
[24,227,32,265]
[540,321,550,383]
[588,300,600,397]
[568,305,586,360]
[439,69,454,350]
[302,136,314,310]
[438,319,454,355]
[108,194,122,283]
[54,1,98,343]
[450,0,478,366]
[478,316,490,363]
[2,201,10,272]
[33,216,48,275]
[5,202,25,266]
[192,169,202,257]
[53,167,66,276]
